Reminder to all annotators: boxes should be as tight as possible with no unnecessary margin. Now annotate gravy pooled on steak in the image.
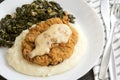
[22,17,78,66]
[30,24,72,58]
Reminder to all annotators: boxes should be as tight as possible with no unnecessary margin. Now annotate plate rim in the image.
[0,0,106,80]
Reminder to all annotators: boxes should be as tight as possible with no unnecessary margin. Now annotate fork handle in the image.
[99,21,116,79]
[99,39,112,79]
[109,50,118,80]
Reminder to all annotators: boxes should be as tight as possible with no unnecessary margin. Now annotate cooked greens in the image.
[0,0,75,47]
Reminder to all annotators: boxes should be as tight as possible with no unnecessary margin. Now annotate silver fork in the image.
[99,0,120,79]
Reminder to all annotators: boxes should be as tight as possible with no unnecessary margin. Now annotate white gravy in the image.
[30,24,72,58]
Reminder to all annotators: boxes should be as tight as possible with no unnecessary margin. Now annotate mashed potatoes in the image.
[7,23,87,77]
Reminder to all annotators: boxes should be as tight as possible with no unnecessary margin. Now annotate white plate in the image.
[0,0,105,80]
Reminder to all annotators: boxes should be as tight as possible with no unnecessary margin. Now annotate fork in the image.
[99,0,120,79]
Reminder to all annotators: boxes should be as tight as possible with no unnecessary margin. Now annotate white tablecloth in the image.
[85,0,120,80]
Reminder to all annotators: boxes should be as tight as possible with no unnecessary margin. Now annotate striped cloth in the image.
[85,0,120,80]
[112,22,120,80]
[85,0,110,80]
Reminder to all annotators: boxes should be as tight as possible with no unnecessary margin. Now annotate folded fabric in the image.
[85,0,110,80]
[86,0,120,80]
[112,22,120,80]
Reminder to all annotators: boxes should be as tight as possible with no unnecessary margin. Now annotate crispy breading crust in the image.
[22,16,78,66]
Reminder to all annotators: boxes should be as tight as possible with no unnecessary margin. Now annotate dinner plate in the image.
[0,0,105,80]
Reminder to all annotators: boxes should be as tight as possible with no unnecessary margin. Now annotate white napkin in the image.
[112,23,120,80]
[85,0,111,80]
[85,0,120,80]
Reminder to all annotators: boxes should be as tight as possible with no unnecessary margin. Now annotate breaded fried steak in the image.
[22,17,78,66]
